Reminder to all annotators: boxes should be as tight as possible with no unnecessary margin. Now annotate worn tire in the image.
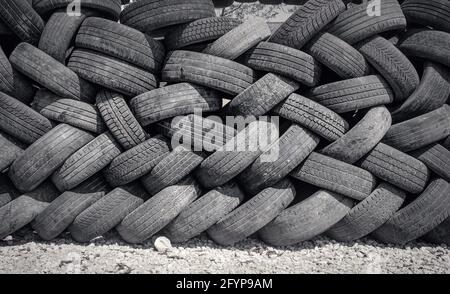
[208,179,296,246]
[327,183,406,242]
[76,17,165,73]
[9,124,94,192]
[304,32,370,79]
[33,0,121,20]
[165,182,244,243]
[104,136,170,187]
[373,178,450,245]
[382,105,450,152]
[69,187,144,243]
[130,83,222,126]
[0,91,52,145]
[226,73,299,117]
[117,177,201,244]
[328,0,406,44]
[308,75,394,113]
[245,42,321,87]
[273,93,349,142]
[291,152,377,201]
[96,90,147,150]
[164,17,242,50]
[321,106,392,164]
[32,191,103,241]
[402,0,450,33]
[0,131,23,172]
[356,36,419,101]
[270,0,346,49]
[68,49,158,97]
[162,50,256,96]
[51,132,122,192]
[413,144,450,182]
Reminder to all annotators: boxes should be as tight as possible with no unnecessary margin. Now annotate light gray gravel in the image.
[0,229,449,274]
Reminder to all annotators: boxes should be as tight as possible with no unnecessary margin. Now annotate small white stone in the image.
[3,236,13,242]
[154,236,172,252]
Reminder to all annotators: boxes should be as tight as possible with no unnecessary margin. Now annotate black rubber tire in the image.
[164,17,242,50]
[33,0,121,20]
[68,49,158,97]
[226,73,299,117]
[412,144,450,182]
[9,124,94,192]
[402,0,450,33]
[207,179,296,246]
[273,93,349,142]
[130,83,222,126]
[164,182,244,243]
[38,12,88,63]
[72,173,111,194]
[69,187,144,243]
[141,146,204,196]
[291,152,377,201]
[162,50,257,96]
[36,97,106,134]
[117,177,201,244]
[328,0,407,44]
[327,183,406,242]
[425,217,450,245]
[0,0,44,45]
[195,121,274,189]
[0,46,14,95]
[10,43,85,101]
[51,132,122,192]
[321,106,392,164]
[356,36,420,101]
[0,196,49,239]
[0,131,23,172]
[260,189,353,246]
[304,32,370,79]
[373,178,450,245]
[392,62,450,122]
[270,0,346,49]
[0,91,52,145]
[359,143,430,194]
[244,42,321,87]
[120,0,216,34]
[398,29,450,68]
[238,124,320,195]
[96,90,147,150]
[104,136,170,187]
[76,17,166,73]
[308,75,394,114]
[382,105,450,152]
[32,191,103,241]
[157,114,236,153]
[203,17,271,60]
[0,174,20,208]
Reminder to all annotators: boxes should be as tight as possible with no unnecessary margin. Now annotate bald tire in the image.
[0,196,49,239]
[373,178,450,245]
[96,90,147,150]
[117,177,201,244]
[359,143,430,194]
[70,188,144,243]
[165,182,244,243]
[32,192,103,241]
[327,183,406,242]
[273,94,349,142]
[321,106,392,164]
[308,75,394,114]
[208,180,296,246]
[51,132,122,192]
[291,152,377,201]
[9,124,94,192]
[260,190,353,246]
[0,92,52,145]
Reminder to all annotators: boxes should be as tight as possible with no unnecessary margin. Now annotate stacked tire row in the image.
[0,0,449,247]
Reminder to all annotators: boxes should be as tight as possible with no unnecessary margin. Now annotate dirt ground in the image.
[0,229,449,274]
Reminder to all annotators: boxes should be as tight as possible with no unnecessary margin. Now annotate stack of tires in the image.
[0,0,449,247]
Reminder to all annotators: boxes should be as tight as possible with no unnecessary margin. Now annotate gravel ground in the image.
[1,228,449,274]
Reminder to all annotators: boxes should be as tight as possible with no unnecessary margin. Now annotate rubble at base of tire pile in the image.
[0,0,449,250]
